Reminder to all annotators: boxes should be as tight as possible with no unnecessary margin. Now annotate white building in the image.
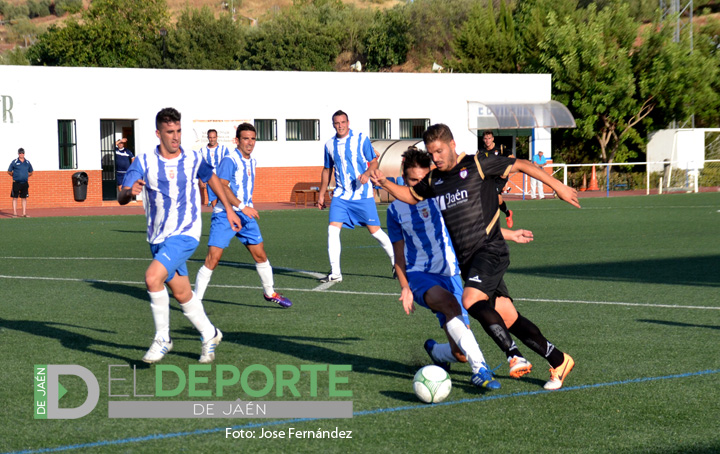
[0,66,571,208]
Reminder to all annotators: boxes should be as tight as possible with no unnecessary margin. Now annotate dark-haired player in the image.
[372,124,580,390]
[119,107,242,364]
[194,123,292,308]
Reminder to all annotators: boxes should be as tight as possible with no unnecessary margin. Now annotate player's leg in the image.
[246,241,293,308]
[163,235,221,363]
[538,179,545,198]
[358,198,394,268]
[492,295,532,378]
[194,211,233,300]
[500,298,574,389]
[21,195,27,216]
[11,197,17,217]
[412,273,499,389]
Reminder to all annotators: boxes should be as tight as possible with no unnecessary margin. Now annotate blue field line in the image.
[6,368,719,454]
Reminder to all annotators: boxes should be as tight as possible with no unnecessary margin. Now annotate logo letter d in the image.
[47,365,99,419]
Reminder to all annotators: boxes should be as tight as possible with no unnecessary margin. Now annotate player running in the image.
[372,124,579,390]
[119,107,242,364]
[194,123,292,308]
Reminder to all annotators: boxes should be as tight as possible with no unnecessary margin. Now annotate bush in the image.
[54,0,83,16]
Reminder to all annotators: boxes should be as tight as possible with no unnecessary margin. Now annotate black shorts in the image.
[11,181,29,198]
[495,177,508,194]
[460,248,511,299]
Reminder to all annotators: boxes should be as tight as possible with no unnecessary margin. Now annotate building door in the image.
[100,120,136,200]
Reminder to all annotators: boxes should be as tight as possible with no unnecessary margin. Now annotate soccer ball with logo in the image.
[413,365,452,403]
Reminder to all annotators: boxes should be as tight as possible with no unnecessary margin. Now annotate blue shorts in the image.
[407,271,470,328]
[208,210,263,249]
[149,235,199,283]
[328,197,381,229]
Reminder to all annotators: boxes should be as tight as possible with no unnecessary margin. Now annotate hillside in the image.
[0,0,400,52]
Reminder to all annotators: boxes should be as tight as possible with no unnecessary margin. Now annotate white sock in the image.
[431,342,458,363]
[194,265,214,301]
[148,289,170,341]
[446,316,487,374]
[328,225,342,276]
[255,260,274,296]
[180,293,216,341]
[371,228,395,265]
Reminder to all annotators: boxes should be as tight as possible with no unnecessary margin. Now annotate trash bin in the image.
[72,172,88,202]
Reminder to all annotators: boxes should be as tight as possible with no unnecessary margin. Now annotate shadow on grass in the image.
[637,319,720,330]
[0,318,145,363]
[511,255,720,287]
[182,328,416,380]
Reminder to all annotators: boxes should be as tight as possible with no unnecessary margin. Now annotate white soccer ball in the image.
[413,365,452,404]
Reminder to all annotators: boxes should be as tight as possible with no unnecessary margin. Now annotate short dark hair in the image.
[207,129,218,136]
[18,148,25,154]
[156,107,181,130]
[482,130,494,138]
[422,123,454,145]
[332,110,348,122]
[401,146,432,178]
[236,122,256,139]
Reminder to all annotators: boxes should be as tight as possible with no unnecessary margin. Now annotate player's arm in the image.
[512,159,580,208]
[318,167,331,210]
[207,174,243,231]
[359,156,379,185]
[392,240,415,315]
[220,178,259,220]
[118,179,144,205]
[501,228,533,244]
[370,169,419,205]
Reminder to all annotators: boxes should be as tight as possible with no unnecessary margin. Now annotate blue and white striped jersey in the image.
[387,197,460,277]
[123,146,213,244]
[200,144,230,170]
[214,149,255,213]
[323,129,376,200]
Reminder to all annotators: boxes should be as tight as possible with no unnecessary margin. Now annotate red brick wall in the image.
[1,167,325,209]
[1,170,103,209]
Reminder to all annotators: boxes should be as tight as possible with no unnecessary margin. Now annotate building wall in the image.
[1,66,553,208]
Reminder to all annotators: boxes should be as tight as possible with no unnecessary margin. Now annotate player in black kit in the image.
[480,130,514,227]
[371,124,581,390]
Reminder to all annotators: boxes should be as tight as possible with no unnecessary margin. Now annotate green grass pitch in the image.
[1,193,719,453]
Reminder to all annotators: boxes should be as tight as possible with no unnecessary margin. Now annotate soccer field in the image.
[2,193,719,453]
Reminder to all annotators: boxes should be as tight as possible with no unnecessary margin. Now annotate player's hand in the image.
[400,286,415,315]
[504,228,534,244]
[358,171,370,185]
[317,194,325,210]
[242,206,259,219]
[131,179,145,196]
[555,184,581,209]
[369,169,386,186]
[227,210,242,232]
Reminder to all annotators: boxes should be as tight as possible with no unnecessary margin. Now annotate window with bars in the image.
[254,119,277,141]
[286,119,319,141]
[58,119,78,169]
[400,118,430,139]
[369,119,391,140]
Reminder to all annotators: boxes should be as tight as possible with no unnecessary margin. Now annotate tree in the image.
[452,0,519,73]
[363,8,411,71]
[164,7,246,70]
[242,1,349,71]
[538,1,719,165]
[27,0,168,67]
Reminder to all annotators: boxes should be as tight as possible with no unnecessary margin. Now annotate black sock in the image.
[509,314,565,368]
[466,302,520,357]
[499,201,509,216]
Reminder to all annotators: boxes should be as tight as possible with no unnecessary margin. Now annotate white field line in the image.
[0,272,718,310]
